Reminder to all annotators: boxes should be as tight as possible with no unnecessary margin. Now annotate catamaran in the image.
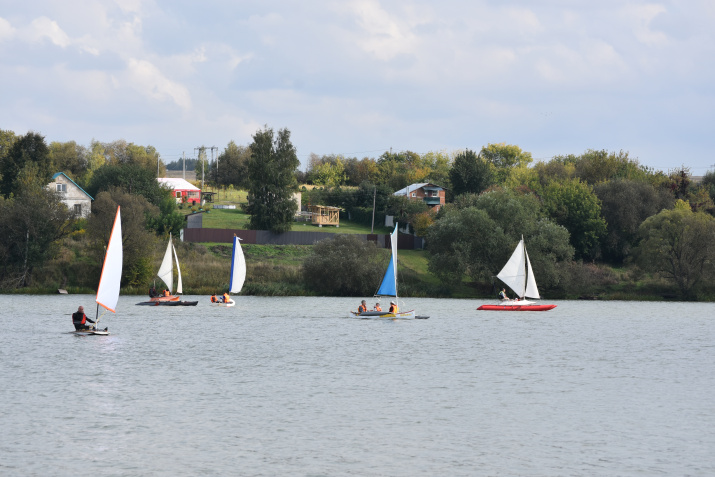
[138,233,197,306]
[350,223,417,319]
[74,205,122,335]
[477,236,556,311]
[211,235,246,307]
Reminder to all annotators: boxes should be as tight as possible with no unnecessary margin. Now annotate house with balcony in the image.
[48,172,93,218]
[393,183,446,211]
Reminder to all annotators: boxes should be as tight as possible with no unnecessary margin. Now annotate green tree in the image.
[449,149,493,197]
[635,203,715,298]
[541,179,606,259]
[88,189,159,287]
[0,132,53,199]
[0,183,74,288]
[302,235,385,296]
[480,143,532,185]
[49,141,89,179]
[246,126,300,233]
[311,157,347,187]
[86,163,168,206]
[594,179,674,263]
[212,141,250,189]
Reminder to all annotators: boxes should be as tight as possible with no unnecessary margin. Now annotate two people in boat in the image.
[210,293,231,303]
[499,288,518,302]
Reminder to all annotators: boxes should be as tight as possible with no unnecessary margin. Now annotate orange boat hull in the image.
[477,304,557,311]
[150,295,180,302]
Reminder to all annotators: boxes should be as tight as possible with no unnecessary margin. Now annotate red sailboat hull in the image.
[477,304,557,311]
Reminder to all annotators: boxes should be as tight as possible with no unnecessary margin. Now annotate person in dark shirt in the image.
[72,306,95,331]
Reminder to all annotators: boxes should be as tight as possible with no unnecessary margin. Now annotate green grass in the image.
[201,208,251,229]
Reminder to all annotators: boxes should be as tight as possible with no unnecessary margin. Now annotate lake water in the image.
[0,295,713,476]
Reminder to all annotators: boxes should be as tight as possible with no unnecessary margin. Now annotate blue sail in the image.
[376,224,398,297]
[376,253,397,297]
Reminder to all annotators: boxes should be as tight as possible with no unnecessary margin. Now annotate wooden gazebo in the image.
[310,205,340,227]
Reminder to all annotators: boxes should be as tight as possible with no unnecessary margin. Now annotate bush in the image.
[302,235,385,296]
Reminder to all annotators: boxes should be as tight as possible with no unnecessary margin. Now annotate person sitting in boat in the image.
[72,306,95,331]
[210,295,218,303]
[389,301,398,313]
[357,300,368,314]
[374,303,382,312]
[222,293,230,303]
[149,285,157,297]
[163,289,170,297]
[499,288,509,301]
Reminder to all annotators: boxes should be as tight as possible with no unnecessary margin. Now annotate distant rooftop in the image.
[157,177,200,191]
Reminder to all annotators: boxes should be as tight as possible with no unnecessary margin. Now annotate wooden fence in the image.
[182,228,423,249]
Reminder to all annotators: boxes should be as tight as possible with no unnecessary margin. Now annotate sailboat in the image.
[349,223,417,319]
[151,233,182,302]
[139,233,197,306]
[74,205,122,335]
[211,235,246,307]
[477,236,556,311]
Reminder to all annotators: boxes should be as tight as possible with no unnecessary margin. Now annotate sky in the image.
[1,0,714,174]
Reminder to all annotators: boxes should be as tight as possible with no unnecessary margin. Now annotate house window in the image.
[176,191,181,198]
[74,204,82,216]
[56,183,67,192]
[411,192,416,197]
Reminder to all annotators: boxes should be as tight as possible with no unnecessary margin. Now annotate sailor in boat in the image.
[357,300,368,314]
[72,306,96,331]
[210,294,218,303]
[389,301,398,313]
[499,288,509,301]
[149,285,158,298]
[163,289,170,297]
[222,292,230,303]
[373,302,382,312]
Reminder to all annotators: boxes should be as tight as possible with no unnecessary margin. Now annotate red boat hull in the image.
[477,304,557,311]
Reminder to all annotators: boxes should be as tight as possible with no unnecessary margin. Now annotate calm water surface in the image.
[0,295,713,476]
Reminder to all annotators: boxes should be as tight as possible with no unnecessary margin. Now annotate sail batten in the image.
[96,206,122,313]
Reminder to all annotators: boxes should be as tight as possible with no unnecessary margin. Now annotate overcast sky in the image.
[1,0,713,173]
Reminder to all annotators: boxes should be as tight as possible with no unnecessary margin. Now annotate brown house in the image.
[393,183,446,211]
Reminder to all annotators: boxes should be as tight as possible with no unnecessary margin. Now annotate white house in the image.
[157,177,202,204]
[48,172,93,218]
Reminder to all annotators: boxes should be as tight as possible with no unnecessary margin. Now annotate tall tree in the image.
[246,126,300,233]
[0,183,74,288]
[541,178,606,259]
[480,143,532,185]
[212,141,250,189]
[449,149,493,197]
[594,179,674,263]
[635,202,715,298]
[0,132,52,199]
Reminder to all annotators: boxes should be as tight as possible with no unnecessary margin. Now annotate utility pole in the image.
[371,185,376,233]
[209,146,218,187]
[182,151,185,180]
[195,146,205,197]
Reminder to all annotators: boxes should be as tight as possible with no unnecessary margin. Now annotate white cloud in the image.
[29,16,70,47]
[0,16,16,41]
[124,58,192,110]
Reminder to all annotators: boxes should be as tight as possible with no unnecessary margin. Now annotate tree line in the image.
[2,125,715,298]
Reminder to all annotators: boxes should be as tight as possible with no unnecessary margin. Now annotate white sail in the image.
[157,234,174,293]
[524,247,540,299]
[229,236,246,294]
[96,206,123,313]
[497,238,527,297]
[172,240,183,294]
[497,237,540,299]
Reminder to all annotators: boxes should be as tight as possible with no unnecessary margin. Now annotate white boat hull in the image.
[211,300,235,307]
